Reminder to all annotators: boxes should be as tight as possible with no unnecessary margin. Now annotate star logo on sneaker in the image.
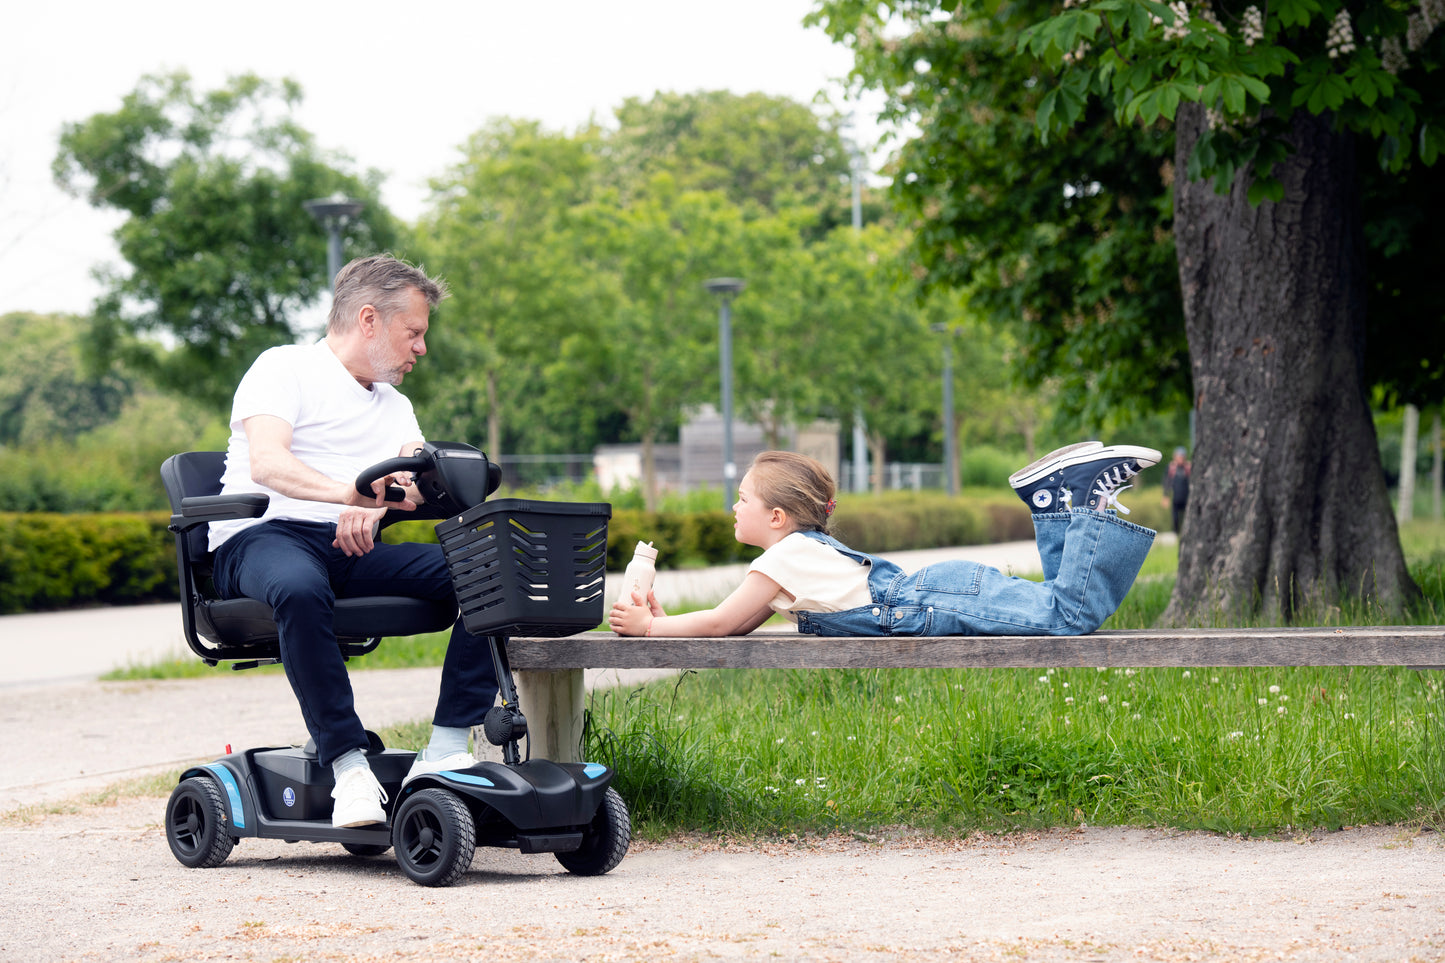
[1032,490,1053,508]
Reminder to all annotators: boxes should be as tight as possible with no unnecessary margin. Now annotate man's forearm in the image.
[249,446,352,505]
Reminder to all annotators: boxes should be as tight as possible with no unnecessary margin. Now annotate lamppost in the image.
[303,194,365,289]
[931,323,960,496]
[704,277,746,510]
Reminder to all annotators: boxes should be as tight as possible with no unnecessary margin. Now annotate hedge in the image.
[0,512,177,614]
[3,494,1170,614]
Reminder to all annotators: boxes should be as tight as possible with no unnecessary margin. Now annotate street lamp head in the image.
[703,277,746,297]
[303,194,365,223]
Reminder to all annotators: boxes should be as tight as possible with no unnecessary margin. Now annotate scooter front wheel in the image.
[556,787,630,876]
[392,788,475,886]
[166,776,236,869]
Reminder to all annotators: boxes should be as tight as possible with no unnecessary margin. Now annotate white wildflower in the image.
[1099,695,1109,704]
[1268,684,1281,694]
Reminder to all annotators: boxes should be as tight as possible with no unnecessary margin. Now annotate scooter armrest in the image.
[169,493,270,533]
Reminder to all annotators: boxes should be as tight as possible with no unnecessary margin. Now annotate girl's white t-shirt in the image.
[208,340,424,551]
[747,531,872,620]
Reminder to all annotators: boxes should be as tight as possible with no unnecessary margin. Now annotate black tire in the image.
[341,842,391,858]
[165,776,236,869]
[391,789,475,887]
[556,787,630,876]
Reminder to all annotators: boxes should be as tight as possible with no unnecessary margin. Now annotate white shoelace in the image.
[1089,464,1140,514]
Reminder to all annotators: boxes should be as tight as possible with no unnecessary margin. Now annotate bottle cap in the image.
[632,540,658,560]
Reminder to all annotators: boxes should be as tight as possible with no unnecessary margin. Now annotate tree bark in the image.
[1165,104,1418,625]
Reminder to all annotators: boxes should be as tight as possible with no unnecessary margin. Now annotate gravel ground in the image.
[2,797,1444,962]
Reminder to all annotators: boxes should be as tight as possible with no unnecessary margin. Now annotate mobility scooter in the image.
[159,441,628,886]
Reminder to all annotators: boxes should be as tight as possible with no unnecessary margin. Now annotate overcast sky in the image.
[2,0,888,318]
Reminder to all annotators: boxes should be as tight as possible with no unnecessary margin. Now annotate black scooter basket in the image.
[436,498,611,638]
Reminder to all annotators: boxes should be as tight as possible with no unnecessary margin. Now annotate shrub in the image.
[0,512,176,613]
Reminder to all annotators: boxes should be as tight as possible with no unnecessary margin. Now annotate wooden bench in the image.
[509,627,1445,763]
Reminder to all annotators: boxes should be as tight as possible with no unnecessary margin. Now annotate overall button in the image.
[871,608,881,617]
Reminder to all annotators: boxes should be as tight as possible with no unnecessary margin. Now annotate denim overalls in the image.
[793,508,1155,637]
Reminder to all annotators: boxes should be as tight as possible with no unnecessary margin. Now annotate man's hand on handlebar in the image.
[343,471,418,511]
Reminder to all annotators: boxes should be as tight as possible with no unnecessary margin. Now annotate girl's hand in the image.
[608,599,654,636]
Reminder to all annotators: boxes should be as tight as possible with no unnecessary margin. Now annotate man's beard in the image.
[366,338,406,386]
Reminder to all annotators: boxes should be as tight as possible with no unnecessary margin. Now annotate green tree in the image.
[412,119,606,458]
[605,90,863,232]
[816,0,1442,621]
[0,312,132,447]
[583,179,749,509]
[812,3,1188,427]
[53,72,401,410]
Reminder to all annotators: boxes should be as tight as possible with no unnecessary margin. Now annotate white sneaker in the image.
[331,767,388,828]
[405,750,477,785]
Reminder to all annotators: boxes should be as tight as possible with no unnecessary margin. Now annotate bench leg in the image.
[515,668,586,764]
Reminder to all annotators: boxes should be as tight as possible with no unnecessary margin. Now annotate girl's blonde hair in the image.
[747,451,837,534]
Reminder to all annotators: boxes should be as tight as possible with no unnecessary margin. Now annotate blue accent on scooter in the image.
[439,771,496,788]
[203,764,246,829]
[583,763,607,779]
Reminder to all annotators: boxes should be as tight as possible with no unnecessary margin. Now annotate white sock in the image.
[424,725,471,760]
[331,748,370,781]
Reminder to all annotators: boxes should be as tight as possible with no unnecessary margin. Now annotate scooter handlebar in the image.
[354,454,431,502]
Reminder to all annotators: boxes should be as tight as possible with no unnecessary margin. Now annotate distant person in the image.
[1161,446,1191,534]
[609,443,1159,638]
[209,255,497,829]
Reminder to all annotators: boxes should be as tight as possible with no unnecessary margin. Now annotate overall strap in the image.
[799,529,873,567]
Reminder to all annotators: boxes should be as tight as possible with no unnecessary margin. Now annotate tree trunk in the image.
[485,369,502,461]
[1433,411,1442,521]
[1399,403,1419,525]
[1164,104,1418,625]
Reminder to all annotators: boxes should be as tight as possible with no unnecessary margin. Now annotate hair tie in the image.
[824,498,836,517]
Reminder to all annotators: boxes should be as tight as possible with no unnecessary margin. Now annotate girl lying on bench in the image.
[607,444,1159,638]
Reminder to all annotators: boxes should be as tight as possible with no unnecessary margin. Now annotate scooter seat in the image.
[194,596,458,661]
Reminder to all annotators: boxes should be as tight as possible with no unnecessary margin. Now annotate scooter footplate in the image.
[516,832,583,854]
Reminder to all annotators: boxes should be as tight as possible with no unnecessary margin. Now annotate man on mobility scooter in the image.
[208,254,496,828]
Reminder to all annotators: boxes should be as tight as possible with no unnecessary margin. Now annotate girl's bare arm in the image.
[609,570,786,637]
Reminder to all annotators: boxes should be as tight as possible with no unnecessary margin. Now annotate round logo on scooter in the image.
[283,787,296,807]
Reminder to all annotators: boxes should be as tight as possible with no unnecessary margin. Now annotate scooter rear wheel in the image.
[556,787,630,876]
[166,776,236,869]
[392,788,475,886]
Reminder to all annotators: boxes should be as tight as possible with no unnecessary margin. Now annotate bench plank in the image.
[510,627,1445,670]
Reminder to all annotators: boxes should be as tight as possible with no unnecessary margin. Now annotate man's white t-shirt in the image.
[747,531,872,621]
[209,340,424,551]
